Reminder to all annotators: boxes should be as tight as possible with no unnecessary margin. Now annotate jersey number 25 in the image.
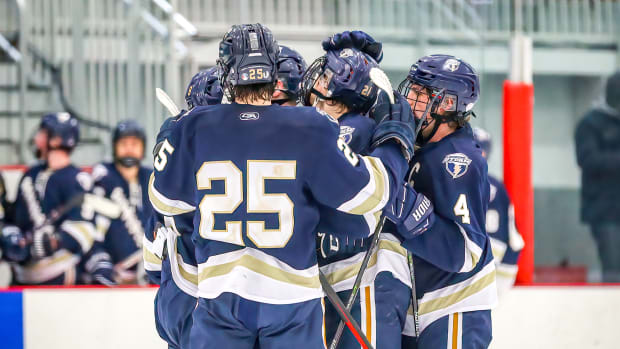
[197,160,296,248]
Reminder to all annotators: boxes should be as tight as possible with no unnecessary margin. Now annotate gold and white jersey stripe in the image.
[320,233,411,293]
[13,249,80,284]
[197,247,323,304]
[337,156,390,216]
[403,262,497,335]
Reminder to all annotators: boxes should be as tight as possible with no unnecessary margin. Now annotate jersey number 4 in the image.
[197,160,296,248]
[453,194,471,224]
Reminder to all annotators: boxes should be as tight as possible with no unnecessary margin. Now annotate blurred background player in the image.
[389,55,496,348]
[272,45,307,106]
[575,71,620,282]
[5,113,115,286]
[150,23,411,349]
[300,36,414,348]
[145,67,223,349]
[473,127,524,298]
[91,120,153,284]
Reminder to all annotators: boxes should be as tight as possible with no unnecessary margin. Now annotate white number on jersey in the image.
[154,139,175,171]
[486,209,499,233]
[197,160,296,248]
[454,194,471,224]
[337,138,359,166]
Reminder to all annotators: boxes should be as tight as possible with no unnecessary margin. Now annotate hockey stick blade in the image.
[369,67,394,104]
[319,271,374,349]
[83,194,122,219]
[330,215,387,349]
[156,88,181,116]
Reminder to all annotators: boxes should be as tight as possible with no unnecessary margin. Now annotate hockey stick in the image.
[319,271,374,349]
[329,67,394,349]
[329,216,386,349]
[407,252,420,337]
[156,88,181,116]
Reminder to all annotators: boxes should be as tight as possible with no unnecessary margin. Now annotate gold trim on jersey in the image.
[148,173,195,216]
[418,269,496,315]
[198,253,320,289]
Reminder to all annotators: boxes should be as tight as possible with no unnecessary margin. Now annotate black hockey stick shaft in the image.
[319,271,374,349]
[329,215,386,349]
[407,252,420,337]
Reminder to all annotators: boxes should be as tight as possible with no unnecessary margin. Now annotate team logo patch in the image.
[339,48,354,58]
[442,153,472,179]
[339,126,355,144]
[443,58,461,72]
[241,73,249,81]
[239,112,259,121]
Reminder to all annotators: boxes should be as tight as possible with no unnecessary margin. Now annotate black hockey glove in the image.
[370,90,417,162]
[384,183,435,240]
[322,30,383,63]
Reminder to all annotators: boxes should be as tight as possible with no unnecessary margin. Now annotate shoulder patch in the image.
[339,125,355,144]
[442,153,472,179]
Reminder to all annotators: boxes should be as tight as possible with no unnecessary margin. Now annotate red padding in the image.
[503,81,534,284]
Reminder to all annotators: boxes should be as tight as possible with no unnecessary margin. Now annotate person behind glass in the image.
[575,71,620,282]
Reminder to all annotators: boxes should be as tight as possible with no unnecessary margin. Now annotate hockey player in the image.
[8,113,114,285]
[272,45,307,106]
[149,23,413,349]
[91,120,153,284]
[473,127,524,297]
[386,55,497,348]
[145,67,223,349]
[299,42,413,348]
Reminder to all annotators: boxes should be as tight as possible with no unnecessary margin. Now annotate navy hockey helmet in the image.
[40,112,80,151]
[217,23,279,99]
[274,45,307,103]
[398,54,479,145]
[113,119,146,145]
[299,48,379,114]
[472,126,492,158]
[113,120,146,167]
[185,67,223,109]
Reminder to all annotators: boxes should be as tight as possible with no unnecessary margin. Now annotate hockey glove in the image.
[384,183,435,240]
[85,250,117,287]
[0,225,30,262]
[370,90,417,162]
[30,224,59,259]
[322,30,383,63]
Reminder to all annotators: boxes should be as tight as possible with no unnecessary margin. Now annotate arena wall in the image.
[0,286,618,349]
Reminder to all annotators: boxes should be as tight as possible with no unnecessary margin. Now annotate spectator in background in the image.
[91,120,153,285]
[575,71,620,282]
[473,127,524,297]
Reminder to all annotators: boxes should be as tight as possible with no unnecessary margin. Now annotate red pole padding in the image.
[502,80,534,284]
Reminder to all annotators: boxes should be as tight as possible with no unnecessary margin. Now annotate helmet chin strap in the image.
[116,157,141,168]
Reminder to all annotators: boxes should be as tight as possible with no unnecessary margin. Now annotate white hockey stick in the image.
[369,67,395,104]
[156,88,181,116]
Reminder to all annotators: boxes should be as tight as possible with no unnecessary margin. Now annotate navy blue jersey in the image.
[317,112,413,295]
[12,164,102,285]
[148,103,406,304]
[487,175,524,295]
[92,162,153,281]
[397,125,497,333]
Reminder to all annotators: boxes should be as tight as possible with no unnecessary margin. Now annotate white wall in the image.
[9,286,620,349]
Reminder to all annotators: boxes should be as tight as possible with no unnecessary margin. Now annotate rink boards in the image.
[0,285,619,349]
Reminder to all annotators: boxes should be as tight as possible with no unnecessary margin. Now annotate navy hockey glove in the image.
[85,250,117,286]
[317,233,369,259]
[322,30,383,63]
[384,183,435,240]
[370,90,416,161]
[0,225,30,262]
